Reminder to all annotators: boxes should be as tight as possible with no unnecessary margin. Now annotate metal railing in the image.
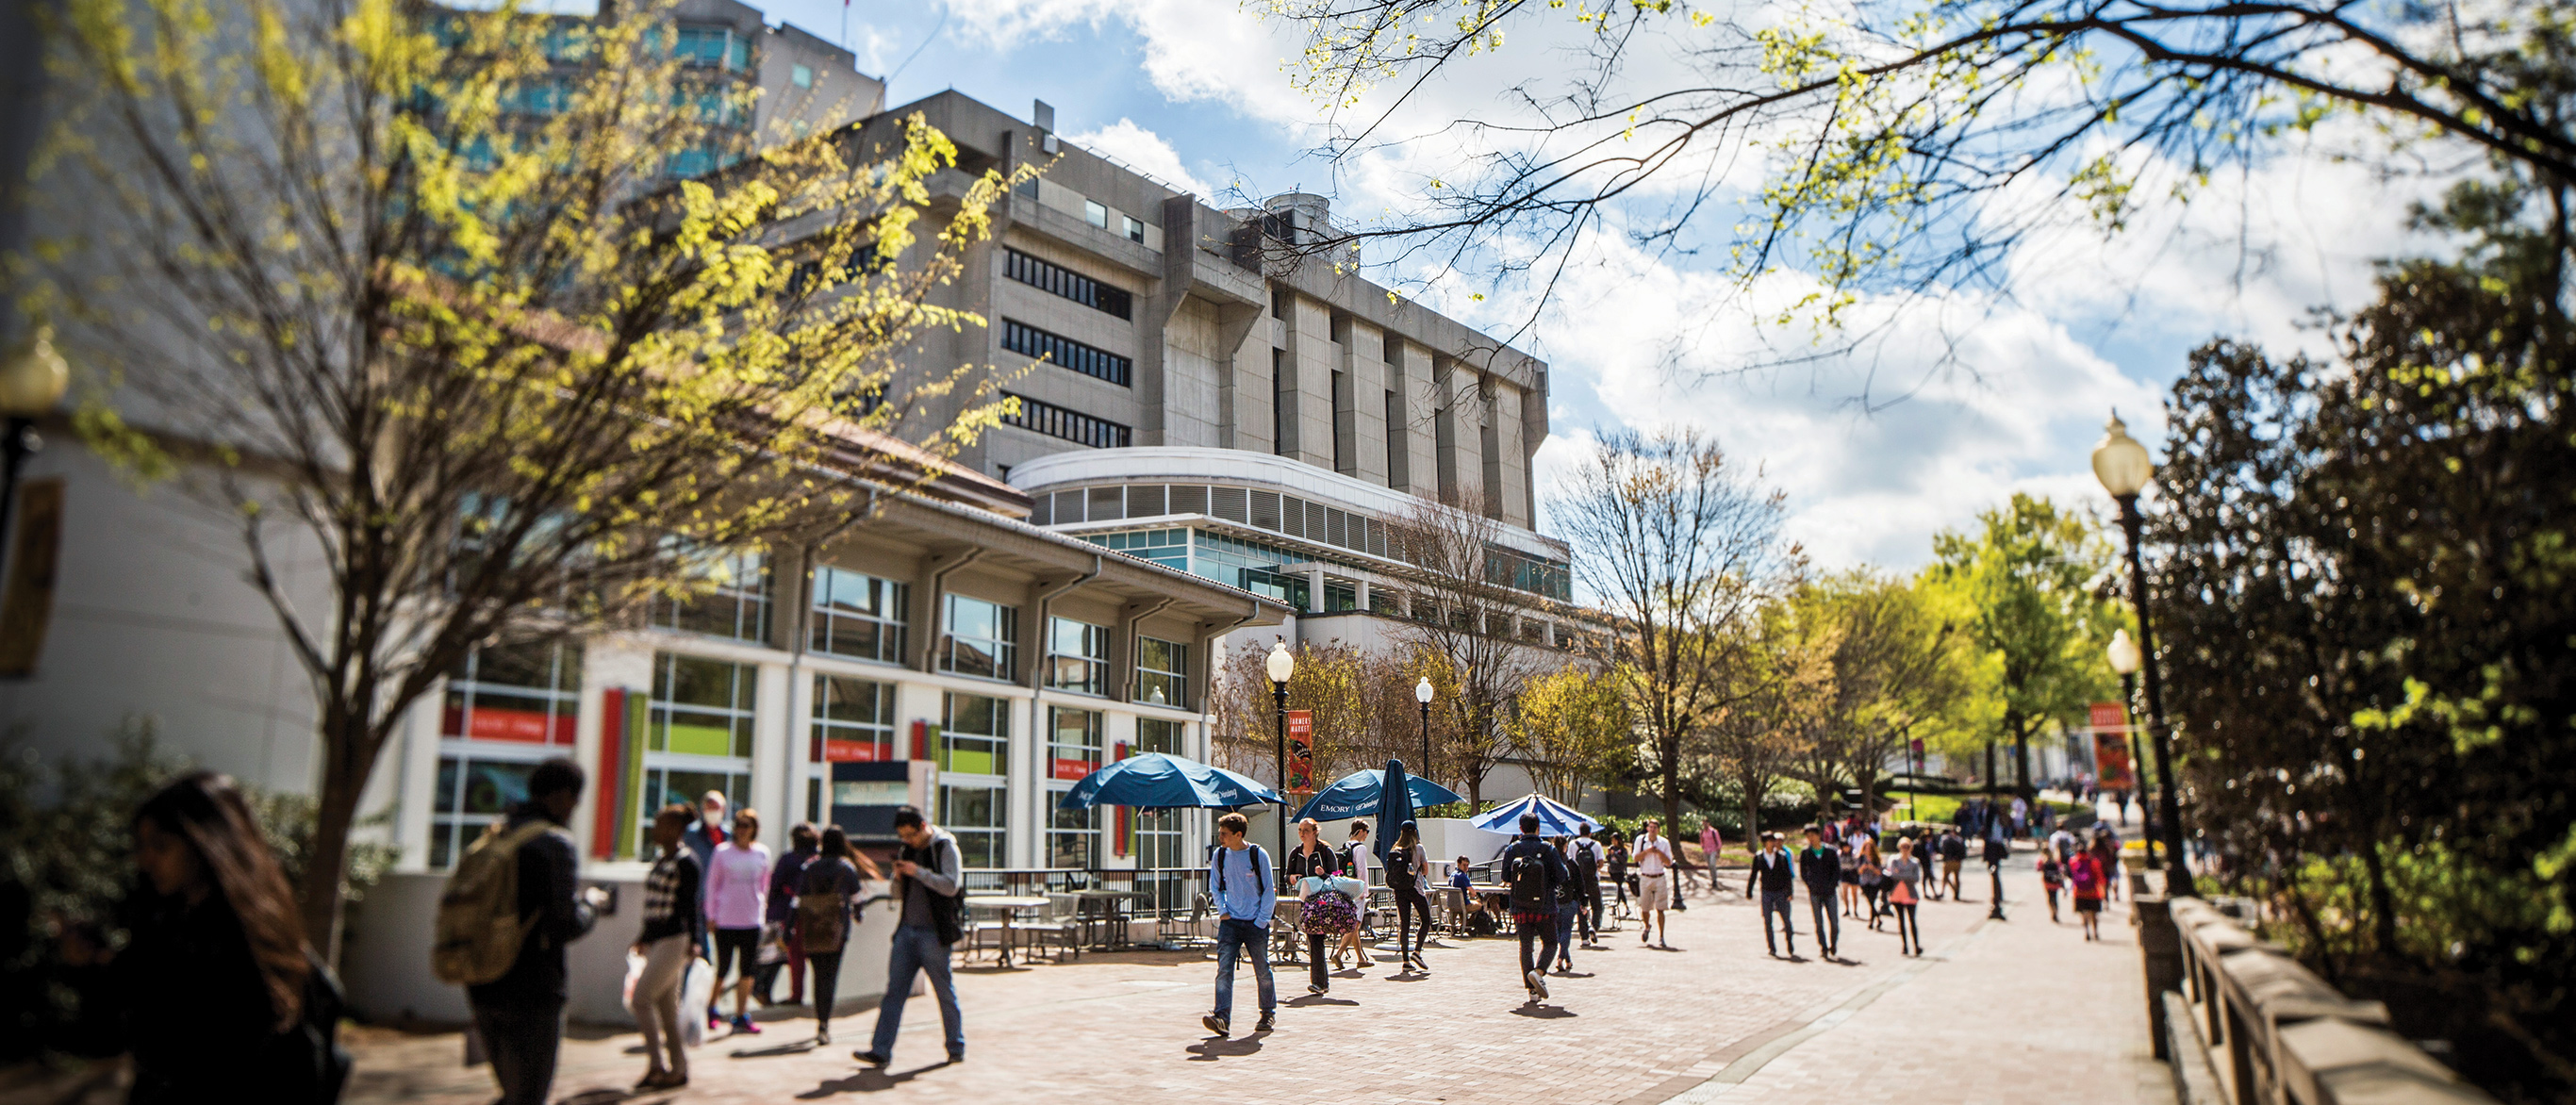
[2153,894,2495,1105]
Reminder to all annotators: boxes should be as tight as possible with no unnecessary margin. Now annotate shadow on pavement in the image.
[1286,994,1359,1007]
[796,1061,947,1097]
[1185,1035,1265,1061]
[1510,1004,1577,1018]
[731,1040,819,1059]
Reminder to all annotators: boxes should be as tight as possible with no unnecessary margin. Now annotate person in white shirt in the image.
[1336,821,1376,969]
[1632,818,1676,947]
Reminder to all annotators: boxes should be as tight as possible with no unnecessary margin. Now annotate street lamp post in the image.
[2105,629,2157,869]
[0,324,71,562]
[1414,677,1434,782]
[1267,639,1296,865]
[2092,413,2194,897]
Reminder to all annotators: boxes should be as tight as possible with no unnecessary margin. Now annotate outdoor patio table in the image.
[1073,889,1148,949]
[966,896,1050,968]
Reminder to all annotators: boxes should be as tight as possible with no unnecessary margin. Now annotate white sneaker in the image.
[1529,971,1550,1000]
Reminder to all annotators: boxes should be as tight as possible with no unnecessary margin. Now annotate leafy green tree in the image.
[1509,666,1635,804]
[1789,570,1978,816]
[1259,0,2576,341]
[1926,494,2119,796]
[31,0,1024,954]
[2152,175,2574,1097]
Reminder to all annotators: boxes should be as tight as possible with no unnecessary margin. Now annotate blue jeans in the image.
[1553,902,1578,964]
[870,925,964,1060]
[1210,917,1275,1020]
[1808,892,1841,950]
[1759,890,1796,950]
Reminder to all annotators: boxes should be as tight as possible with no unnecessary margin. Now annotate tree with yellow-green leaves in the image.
[27,0,1028,956]
[1509,666,1634,805]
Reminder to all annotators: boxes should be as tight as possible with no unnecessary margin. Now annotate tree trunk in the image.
[299,706,381,965]
[1983,740,1997,796]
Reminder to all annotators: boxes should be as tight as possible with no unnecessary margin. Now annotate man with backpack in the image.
[438,757,604,1105]
[1502,813,1571,1001]
[853,806,966,1068]
[1571,826,1606,947]
[1201,812,1278,1037]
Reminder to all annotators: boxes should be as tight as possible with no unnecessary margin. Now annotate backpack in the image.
[2070,854,2102,891]
[798,862,854,954]
[1507,848,1550,912]
[432,818,558,986]
[1574,841,1600,882]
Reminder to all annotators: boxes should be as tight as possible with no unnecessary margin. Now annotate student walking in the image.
[2039,842,2067,923]
[761,823,820,1008]
[1886,838,1925,955]
[853,806,966,1068]
[1385,822,1434,973]
[1938,827,1967,901]
[454,758,601,1105]
[2089,825,2124,902]
[1571,827,1606,947]
[1604,835,1631,920]
[1201,813,1279,1036]
[1632,818,1676,948]
[704,809,772,1035]
[1285,818,1345,994]
[1857,837,1887,931]
[1550,837,1583,973]
[2067,845,2108,941]
[1502,814,1571,1001]
[63,771,352,1105]
[1337,821,1377,969]
[795,827,877,1045]
[632,804,706,1091]
[1745,832,1798,958]
[1796,827,1843,959]
[1837,836,1863,919]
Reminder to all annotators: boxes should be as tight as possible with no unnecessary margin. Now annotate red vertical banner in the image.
[2089,701,2136,789]
[2089,701,2127,733]
[1286,710,1314,791]
[590,688,625,859]
[911,719,931,761]
[1112,741,1131,858]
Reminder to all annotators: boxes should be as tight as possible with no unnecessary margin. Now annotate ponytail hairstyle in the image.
[134,771,310,1032]
[818,825,883,880]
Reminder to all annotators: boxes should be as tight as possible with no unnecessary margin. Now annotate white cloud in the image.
[1064,119,1215,198]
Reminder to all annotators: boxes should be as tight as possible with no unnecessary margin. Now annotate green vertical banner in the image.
[619,690,649,860]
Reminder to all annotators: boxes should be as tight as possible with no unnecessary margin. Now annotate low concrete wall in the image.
[342,871,899,1028]
[2154,896,2496,1105]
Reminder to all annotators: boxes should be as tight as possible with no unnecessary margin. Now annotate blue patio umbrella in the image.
[1468,793,1598,837]
[1375,760,1418,868]
[1056,752,1284,811]
[1289,768,1464,823]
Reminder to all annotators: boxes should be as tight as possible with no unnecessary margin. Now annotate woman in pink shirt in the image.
[704,808,774,1034]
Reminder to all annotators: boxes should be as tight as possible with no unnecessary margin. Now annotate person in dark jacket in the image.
[1499,814,1570,1001]
[633,803,707,1090]
[468,758,603,1105]
[760,823,820,1007]
[1745,833,1799,958]
[63,771,347,1105]
[1283,818,1345,995]
[852,805,966,1068]
[1795,826,1842,959]
[796,827,879,1045]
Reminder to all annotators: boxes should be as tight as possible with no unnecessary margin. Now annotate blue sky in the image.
[756,1,2438,571]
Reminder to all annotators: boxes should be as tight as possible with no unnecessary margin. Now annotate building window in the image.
[1001,249,1132,319]
[1049,801,1100,869]
[811,566,907,664]
[941,594,1017,681]
[1370,588,1406,617]
[1191,530,1312,609]
[1082,528,1188,571]
[443,639,582,746]
[791,62,814,88]
[650,544,771,643]
[429,756,539,870]
[674,25,750,71]
[639,767,751,850]
[1135,637,1186,708]
[649,652,757,758]
[1000,319,1131,387]
[1121,215,1144,243]
[1000,393,1131,449]
[1324,578,1359,613]
[1083,199,1108,228]
[1045,617,1108,696]
[1136,717,1185,755]
[812,675,897,763]
[940,783,1008,868]
[1048,707,1102,781]
[940,692,1010,777]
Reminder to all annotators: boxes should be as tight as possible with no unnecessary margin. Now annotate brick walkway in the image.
[346,848,2171,1105]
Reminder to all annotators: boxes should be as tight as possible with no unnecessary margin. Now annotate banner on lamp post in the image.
[1286,710,1313,791]
[2089,701,2136,789]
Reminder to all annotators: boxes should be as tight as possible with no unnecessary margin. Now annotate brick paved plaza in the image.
[345,847,2172,1105]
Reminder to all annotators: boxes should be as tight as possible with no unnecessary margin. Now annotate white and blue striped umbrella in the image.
[1467,792,1598,837]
